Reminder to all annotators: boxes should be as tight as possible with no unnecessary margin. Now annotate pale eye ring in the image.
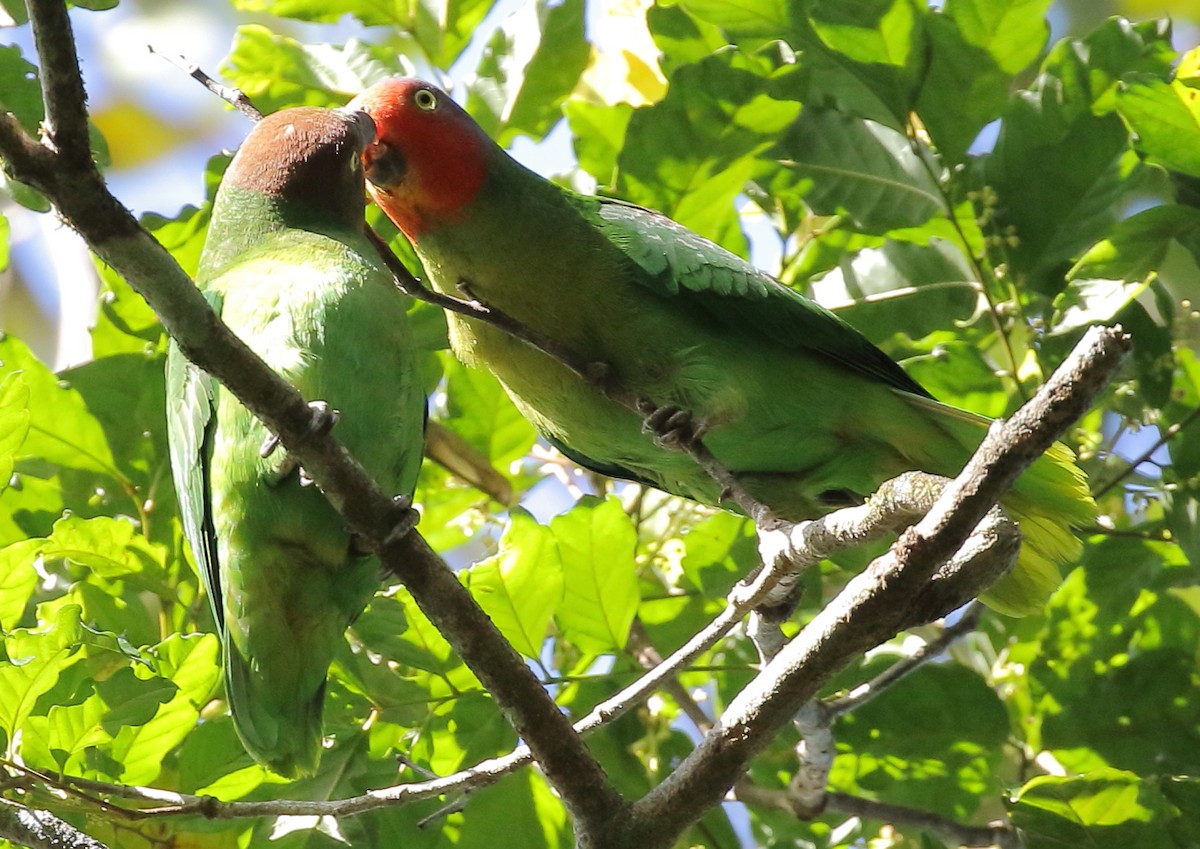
[414,88,438,111]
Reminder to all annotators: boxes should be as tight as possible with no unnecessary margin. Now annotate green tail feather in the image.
[902,394,1096,616]
[983,440,1097,616]
[224,632,326,779]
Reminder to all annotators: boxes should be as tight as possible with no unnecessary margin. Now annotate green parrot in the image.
[167,106,425,777]
[349,79,1094,616]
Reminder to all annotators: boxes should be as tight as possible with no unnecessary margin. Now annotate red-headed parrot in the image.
[349,78,1094,616]
[167,106,425,776]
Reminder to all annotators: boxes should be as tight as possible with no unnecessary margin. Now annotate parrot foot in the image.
[259,401,341,459]
[261,401,341,486]
[353,496,418,559]
[383,494,420,545]
[639,402,708,451]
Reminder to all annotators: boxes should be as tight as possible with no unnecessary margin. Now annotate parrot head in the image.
[223,105,378,227]
[348,78,490,240]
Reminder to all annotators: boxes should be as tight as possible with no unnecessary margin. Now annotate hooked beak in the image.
[334,107,377,151]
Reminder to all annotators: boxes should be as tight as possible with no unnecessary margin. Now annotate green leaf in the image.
[674,0,791,40]
[832,662,1009,818]
[463,510,563,659]
[0,605,85,756]
[1052,277,1154,334]
[677,511,755,594]
[565,100,633,186]
[808,0,923,69]
[457,769,570,849]
[220,25,396,115]
[109,632,219,784]
[551,496,639,652]
[902,342,1009,418]
[468,0,590,146]
[0,335,119,478]
[0,371,30,495]
[810,239,978,342]
[233,0,498,68]
[916,0,1051,162]
[1011,771,1200,848]
[38,514,143,576]
[443,357,537,469]
[772,108,946,233]
[1069,204,1200,282]
[1118,75,1200,178]
[0,539,39,629]
[0,45,43,134]
[946,0,1052,73]
[63,352,173,527]
[617,51,799,251]
[980,17,1174,294]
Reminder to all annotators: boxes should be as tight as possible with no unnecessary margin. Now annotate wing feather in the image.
[166,290,224,632]
[593,197,931,399]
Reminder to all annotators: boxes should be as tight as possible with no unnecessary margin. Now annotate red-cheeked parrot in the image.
[167,106,425,776]
[349,78,1095,616]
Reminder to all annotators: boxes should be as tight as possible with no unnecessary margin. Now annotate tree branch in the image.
[28,0,90,168]
[424,419,517,506]
[0,802,111,849]
[1,2,626,838]
[619,325,1128,849]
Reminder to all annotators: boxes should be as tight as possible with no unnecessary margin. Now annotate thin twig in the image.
[734,782,1019,848]
[147,45,263,121]
[627,620,713,734]
[826,601,984,716]
[1092,404,1200,498]
[827,792,1021,849]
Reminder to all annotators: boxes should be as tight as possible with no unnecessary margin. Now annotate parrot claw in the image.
[259,432,282,459]
[355,497,419,561]
[259,401,340,459]
[262,401,341,485]
[305,400,341,436]
[640,402,708,451]
[383,494,420,545]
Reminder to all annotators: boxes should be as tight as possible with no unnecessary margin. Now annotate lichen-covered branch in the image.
[0,803,111,849]
[735,783,1020,849]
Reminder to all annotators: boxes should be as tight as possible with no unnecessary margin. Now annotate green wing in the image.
[591,197,932,399]
[166,290,224,632]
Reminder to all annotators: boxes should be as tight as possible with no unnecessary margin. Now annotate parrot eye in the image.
[413,88,438,112]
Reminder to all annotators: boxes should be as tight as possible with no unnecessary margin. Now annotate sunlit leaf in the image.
[463,510,563,659]
[221,26,397,115]
[772,109,946,233]
[0,371,30,494]
[1011,771,1200,848]
[469,0,590,145]
[551,496,639,652]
